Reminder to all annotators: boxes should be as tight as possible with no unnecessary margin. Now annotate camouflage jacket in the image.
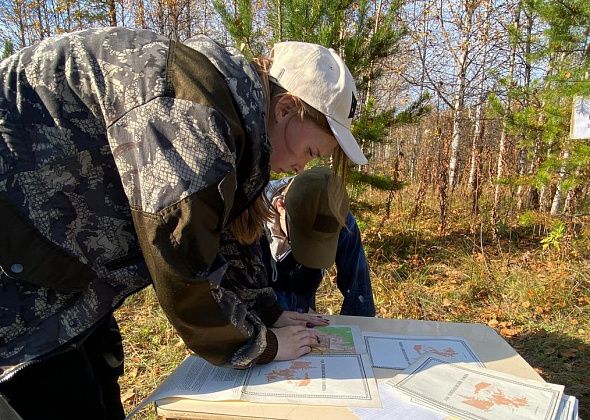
[0,28,280,382]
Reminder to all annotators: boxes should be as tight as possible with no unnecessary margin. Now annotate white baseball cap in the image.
[269,41,368,165]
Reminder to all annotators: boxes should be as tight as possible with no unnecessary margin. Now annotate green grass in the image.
[116,185,590,418]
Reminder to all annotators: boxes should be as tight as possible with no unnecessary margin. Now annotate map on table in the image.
[363,333,484,369]
[385,356,564,420]
[241,353,380,407]
[313,325,365,354]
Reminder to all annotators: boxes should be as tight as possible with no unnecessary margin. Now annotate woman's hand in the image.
[272,311,330,328]
[271,326,320,360]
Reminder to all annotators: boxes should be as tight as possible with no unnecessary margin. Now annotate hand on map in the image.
[271,325,321,360]
[272,311,329,328]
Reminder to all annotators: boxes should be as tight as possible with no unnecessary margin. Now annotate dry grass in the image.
[117,185,590,418]
[116,290,188,419]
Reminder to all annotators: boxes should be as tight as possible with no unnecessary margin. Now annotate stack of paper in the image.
[354,353,579,420]
[354,330,579,420]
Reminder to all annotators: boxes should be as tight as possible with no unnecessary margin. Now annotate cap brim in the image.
[288,226,339,270]
[327,116,368,165]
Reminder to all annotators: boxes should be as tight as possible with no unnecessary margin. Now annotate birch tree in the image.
[491,0,521,233]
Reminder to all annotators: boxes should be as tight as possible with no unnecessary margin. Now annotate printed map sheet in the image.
[385,356,564,420]
[126,326,379,418]
[241,353,380,406]
[363,332,484,369]
[125,356,246,418]
[313,325,365,354]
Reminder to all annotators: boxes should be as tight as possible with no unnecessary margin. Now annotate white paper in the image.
[240,353,381,407]
[125,356,246,419]
[571,96,590,139]
[556,394,579,420]
[363,332,484,369]
[353,383,447,420]
[127,350,381,418]
[386,356,564,420]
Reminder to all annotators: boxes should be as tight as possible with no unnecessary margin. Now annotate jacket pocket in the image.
[0,195,94,293]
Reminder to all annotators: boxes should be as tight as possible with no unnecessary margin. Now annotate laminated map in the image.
[126,325,380,419]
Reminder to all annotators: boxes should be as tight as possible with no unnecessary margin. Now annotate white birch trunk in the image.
[493,2,520,222]
[410,122,422,180]
[468,0,491,190]
[446,0,475,190]
[538,145,552,212]
[447,77,465,190]
[468,102,484,188]
[550,149,570,215]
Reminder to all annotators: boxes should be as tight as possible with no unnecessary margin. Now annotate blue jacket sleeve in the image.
[335,213,376,317]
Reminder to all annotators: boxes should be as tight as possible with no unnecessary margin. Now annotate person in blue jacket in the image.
[263,167,375,317]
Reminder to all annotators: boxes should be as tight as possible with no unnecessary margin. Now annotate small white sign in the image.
[571,96,590,139]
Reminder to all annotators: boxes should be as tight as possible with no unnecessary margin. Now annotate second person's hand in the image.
[272,311,330,328]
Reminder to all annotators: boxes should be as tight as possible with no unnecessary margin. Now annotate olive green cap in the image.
[284,167,349,269]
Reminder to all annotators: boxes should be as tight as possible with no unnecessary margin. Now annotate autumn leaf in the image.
[500,327,520,337]
[121,391,136,403]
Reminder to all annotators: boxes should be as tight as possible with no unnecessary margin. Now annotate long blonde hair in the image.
[229,194,272,245]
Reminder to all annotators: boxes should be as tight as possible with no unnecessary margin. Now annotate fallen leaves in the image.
[495,321,522,337]
[121,390,136,403]
[484,317,522,336]
[500,327,521,337]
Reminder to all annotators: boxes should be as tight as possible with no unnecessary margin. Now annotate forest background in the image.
[1,0,589,417]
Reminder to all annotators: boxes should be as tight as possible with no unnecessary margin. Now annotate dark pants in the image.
[0,315,125,420]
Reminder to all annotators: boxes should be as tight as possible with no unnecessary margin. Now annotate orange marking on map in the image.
[413,345,458,357]
[296,373,310,387]
[474,382,492,393]
[265,361,313,384]
[461,383,529,412]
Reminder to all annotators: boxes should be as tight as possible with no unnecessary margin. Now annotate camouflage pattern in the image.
[216,227,281,366]
[183,37,270,218]
[0,28,272,381]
